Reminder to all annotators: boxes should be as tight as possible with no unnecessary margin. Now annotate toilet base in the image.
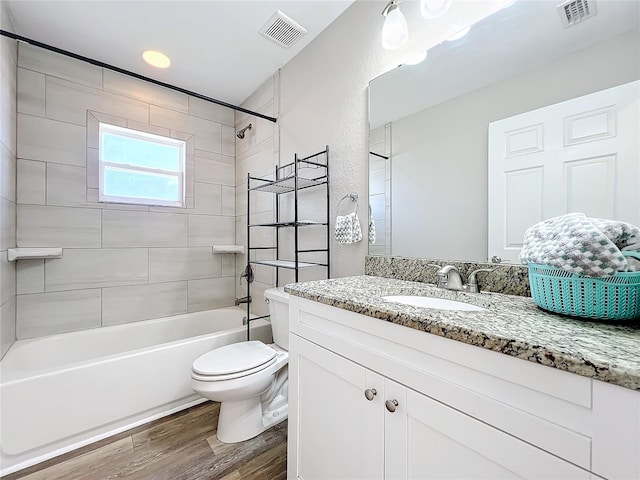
[216,397,288,443]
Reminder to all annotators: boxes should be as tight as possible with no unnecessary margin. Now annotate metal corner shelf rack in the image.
[244,146,330,340]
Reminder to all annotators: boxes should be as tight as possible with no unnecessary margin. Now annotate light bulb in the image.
[382,5,409,50]
[420,0,453,19]
[142,50,171,68]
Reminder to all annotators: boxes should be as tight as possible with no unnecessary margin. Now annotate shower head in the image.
[236,123,252,139]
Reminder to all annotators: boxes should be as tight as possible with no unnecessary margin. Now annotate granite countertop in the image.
[285,275,640,391]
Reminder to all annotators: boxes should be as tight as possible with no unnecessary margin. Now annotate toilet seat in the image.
[192,341,277,381]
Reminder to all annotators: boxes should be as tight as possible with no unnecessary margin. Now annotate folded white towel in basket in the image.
[335,212,362,244]
[519,213,640,277]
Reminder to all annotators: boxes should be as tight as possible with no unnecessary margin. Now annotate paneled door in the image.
[488,80,639,263]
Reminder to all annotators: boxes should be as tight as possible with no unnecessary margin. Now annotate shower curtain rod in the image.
[0,30,277,124]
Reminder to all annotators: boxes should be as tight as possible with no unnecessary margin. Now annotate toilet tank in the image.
[264,287,290,351]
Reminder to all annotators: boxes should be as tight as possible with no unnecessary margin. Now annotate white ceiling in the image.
[4,0,353,106]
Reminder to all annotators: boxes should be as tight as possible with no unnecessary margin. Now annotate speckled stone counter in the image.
[365,256,531,296]
[285,275,640,391]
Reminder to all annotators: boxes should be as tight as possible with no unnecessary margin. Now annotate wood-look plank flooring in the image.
[2,402,287,480]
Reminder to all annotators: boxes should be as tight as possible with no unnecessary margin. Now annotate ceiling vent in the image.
[259,10,308,48]
[557,0,598,28]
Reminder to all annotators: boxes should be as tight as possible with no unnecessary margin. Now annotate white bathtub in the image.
[0,307,271,476]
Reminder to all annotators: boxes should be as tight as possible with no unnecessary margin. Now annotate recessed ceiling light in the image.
[142,50,171,68]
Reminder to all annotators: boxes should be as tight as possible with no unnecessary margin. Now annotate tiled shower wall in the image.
[15,43,238,339]
[235,73,279,317]
[0,6,17,357]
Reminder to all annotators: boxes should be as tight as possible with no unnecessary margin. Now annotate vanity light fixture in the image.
[446,25,471,41]
[381,0,409,50]
[420,0,453,19]
[142,50,171,68]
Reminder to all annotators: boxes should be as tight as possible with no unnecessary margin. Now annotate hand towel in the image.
[519,212,640,277]
[368,207,376,245]
[335,212,363,244]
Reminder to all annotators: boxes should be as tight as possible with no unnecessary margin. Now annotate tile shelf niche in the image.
[212,245,245,254]
[8,248,63,262]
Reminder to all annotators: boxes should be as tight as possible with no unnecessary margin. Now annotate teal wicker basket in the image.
[528,252,640,320]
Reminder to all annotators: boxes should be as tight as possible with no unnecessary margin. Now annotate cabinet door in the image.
[402,388,591,479]
[292,336,384,480]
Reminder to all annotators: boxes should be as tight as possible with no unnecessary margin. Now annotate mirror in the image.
[368,0,640,263]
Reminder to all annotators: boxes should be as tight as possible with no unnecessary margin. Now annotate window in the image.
[99,123,186,207]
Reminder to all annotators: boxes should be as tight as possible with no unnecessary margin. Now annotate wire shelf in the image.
[250,176,327,194]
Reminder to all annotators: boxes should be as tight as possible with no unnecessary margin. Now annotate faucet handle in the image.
[467,268,493,293]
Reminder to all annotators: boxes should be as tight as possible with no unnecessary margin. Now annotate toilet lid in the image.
[192,341,277,376]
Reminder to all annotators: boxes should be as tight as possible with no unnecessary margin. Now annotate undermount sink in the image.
[383,295,486,312]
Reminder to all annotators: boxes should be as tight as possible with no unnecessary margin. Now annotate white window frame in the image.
[98,123,186,207]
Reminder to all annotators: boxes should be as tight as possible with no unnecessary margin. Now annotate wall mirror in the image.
[368,0,640,263]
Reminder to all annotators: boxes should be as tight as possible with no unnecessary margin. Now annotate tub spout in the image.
[235,296,252,306]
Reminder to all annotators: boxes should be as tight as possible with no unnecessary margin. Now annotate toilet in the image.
[191,287,290,443]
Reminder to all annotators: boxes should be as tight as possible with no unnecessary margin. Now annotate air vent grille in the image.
[557,0,598,28]
[259,10,308,48]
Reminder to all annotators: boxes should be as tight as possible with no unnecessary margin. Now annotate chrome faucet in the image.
[436,265,464,291]
[435,265,493,293]
[466,268,493,293]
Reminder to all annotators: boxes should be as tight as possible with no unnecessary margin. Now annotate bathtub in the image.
[0,307,271,476]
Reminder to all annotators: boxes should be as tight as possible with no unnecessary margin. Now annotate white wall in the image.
[278,1,386,278]
[391,29,640,262]
[0,4,17,358]
[275,1,511,277]
[14,43,238,338]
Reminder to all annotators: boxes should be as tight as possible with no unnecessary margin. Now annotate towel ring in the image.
[337,192,359,214]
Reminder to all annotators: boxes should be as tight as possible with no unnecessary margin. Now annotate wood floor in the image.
[2,402,287,480]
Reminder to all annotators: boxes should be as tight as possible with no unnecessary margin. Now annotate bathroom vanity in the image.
[285,275,640,480]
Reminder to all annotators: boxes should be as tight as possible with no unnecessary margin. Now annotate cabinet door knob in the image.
[364,388,377,401]
[385,399,399,412]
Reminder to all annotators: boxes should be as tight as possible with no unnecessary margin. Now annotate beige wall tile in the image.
[45,248,148,291]
[192,182,222,215]
[16,259,44,294]
[18,43,102,88]
[188,97,234,126]
[221,125,235,157]
[46,163,87,207]
[46,76,149,126]
[102,281,188,326]
[103,70,189,113]
[17,159,46,205]
[149,105,222,153]
[1,197,16,250]
[1,296,16,358]
[16,289,101,339]
[195,151,234,186]
[149,247,221,282]
[1,142,16,202]
[17,67,45,116]
[187,277,236,312]
[17,114,86,166]
[188,215,235,246]
[1,251,15,305]
[221,186,235,216]
[18,204,101,247]
[102,210,187,247]
[0,36,17,153]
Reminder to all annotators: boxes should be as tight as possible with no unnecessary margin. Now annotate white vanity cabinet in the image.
[288,295,640,480]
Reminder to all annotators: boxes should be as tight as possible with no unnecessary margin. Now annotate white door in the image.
[403,388,591,479]
[488,80,640,263]
[292,336,384,480]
